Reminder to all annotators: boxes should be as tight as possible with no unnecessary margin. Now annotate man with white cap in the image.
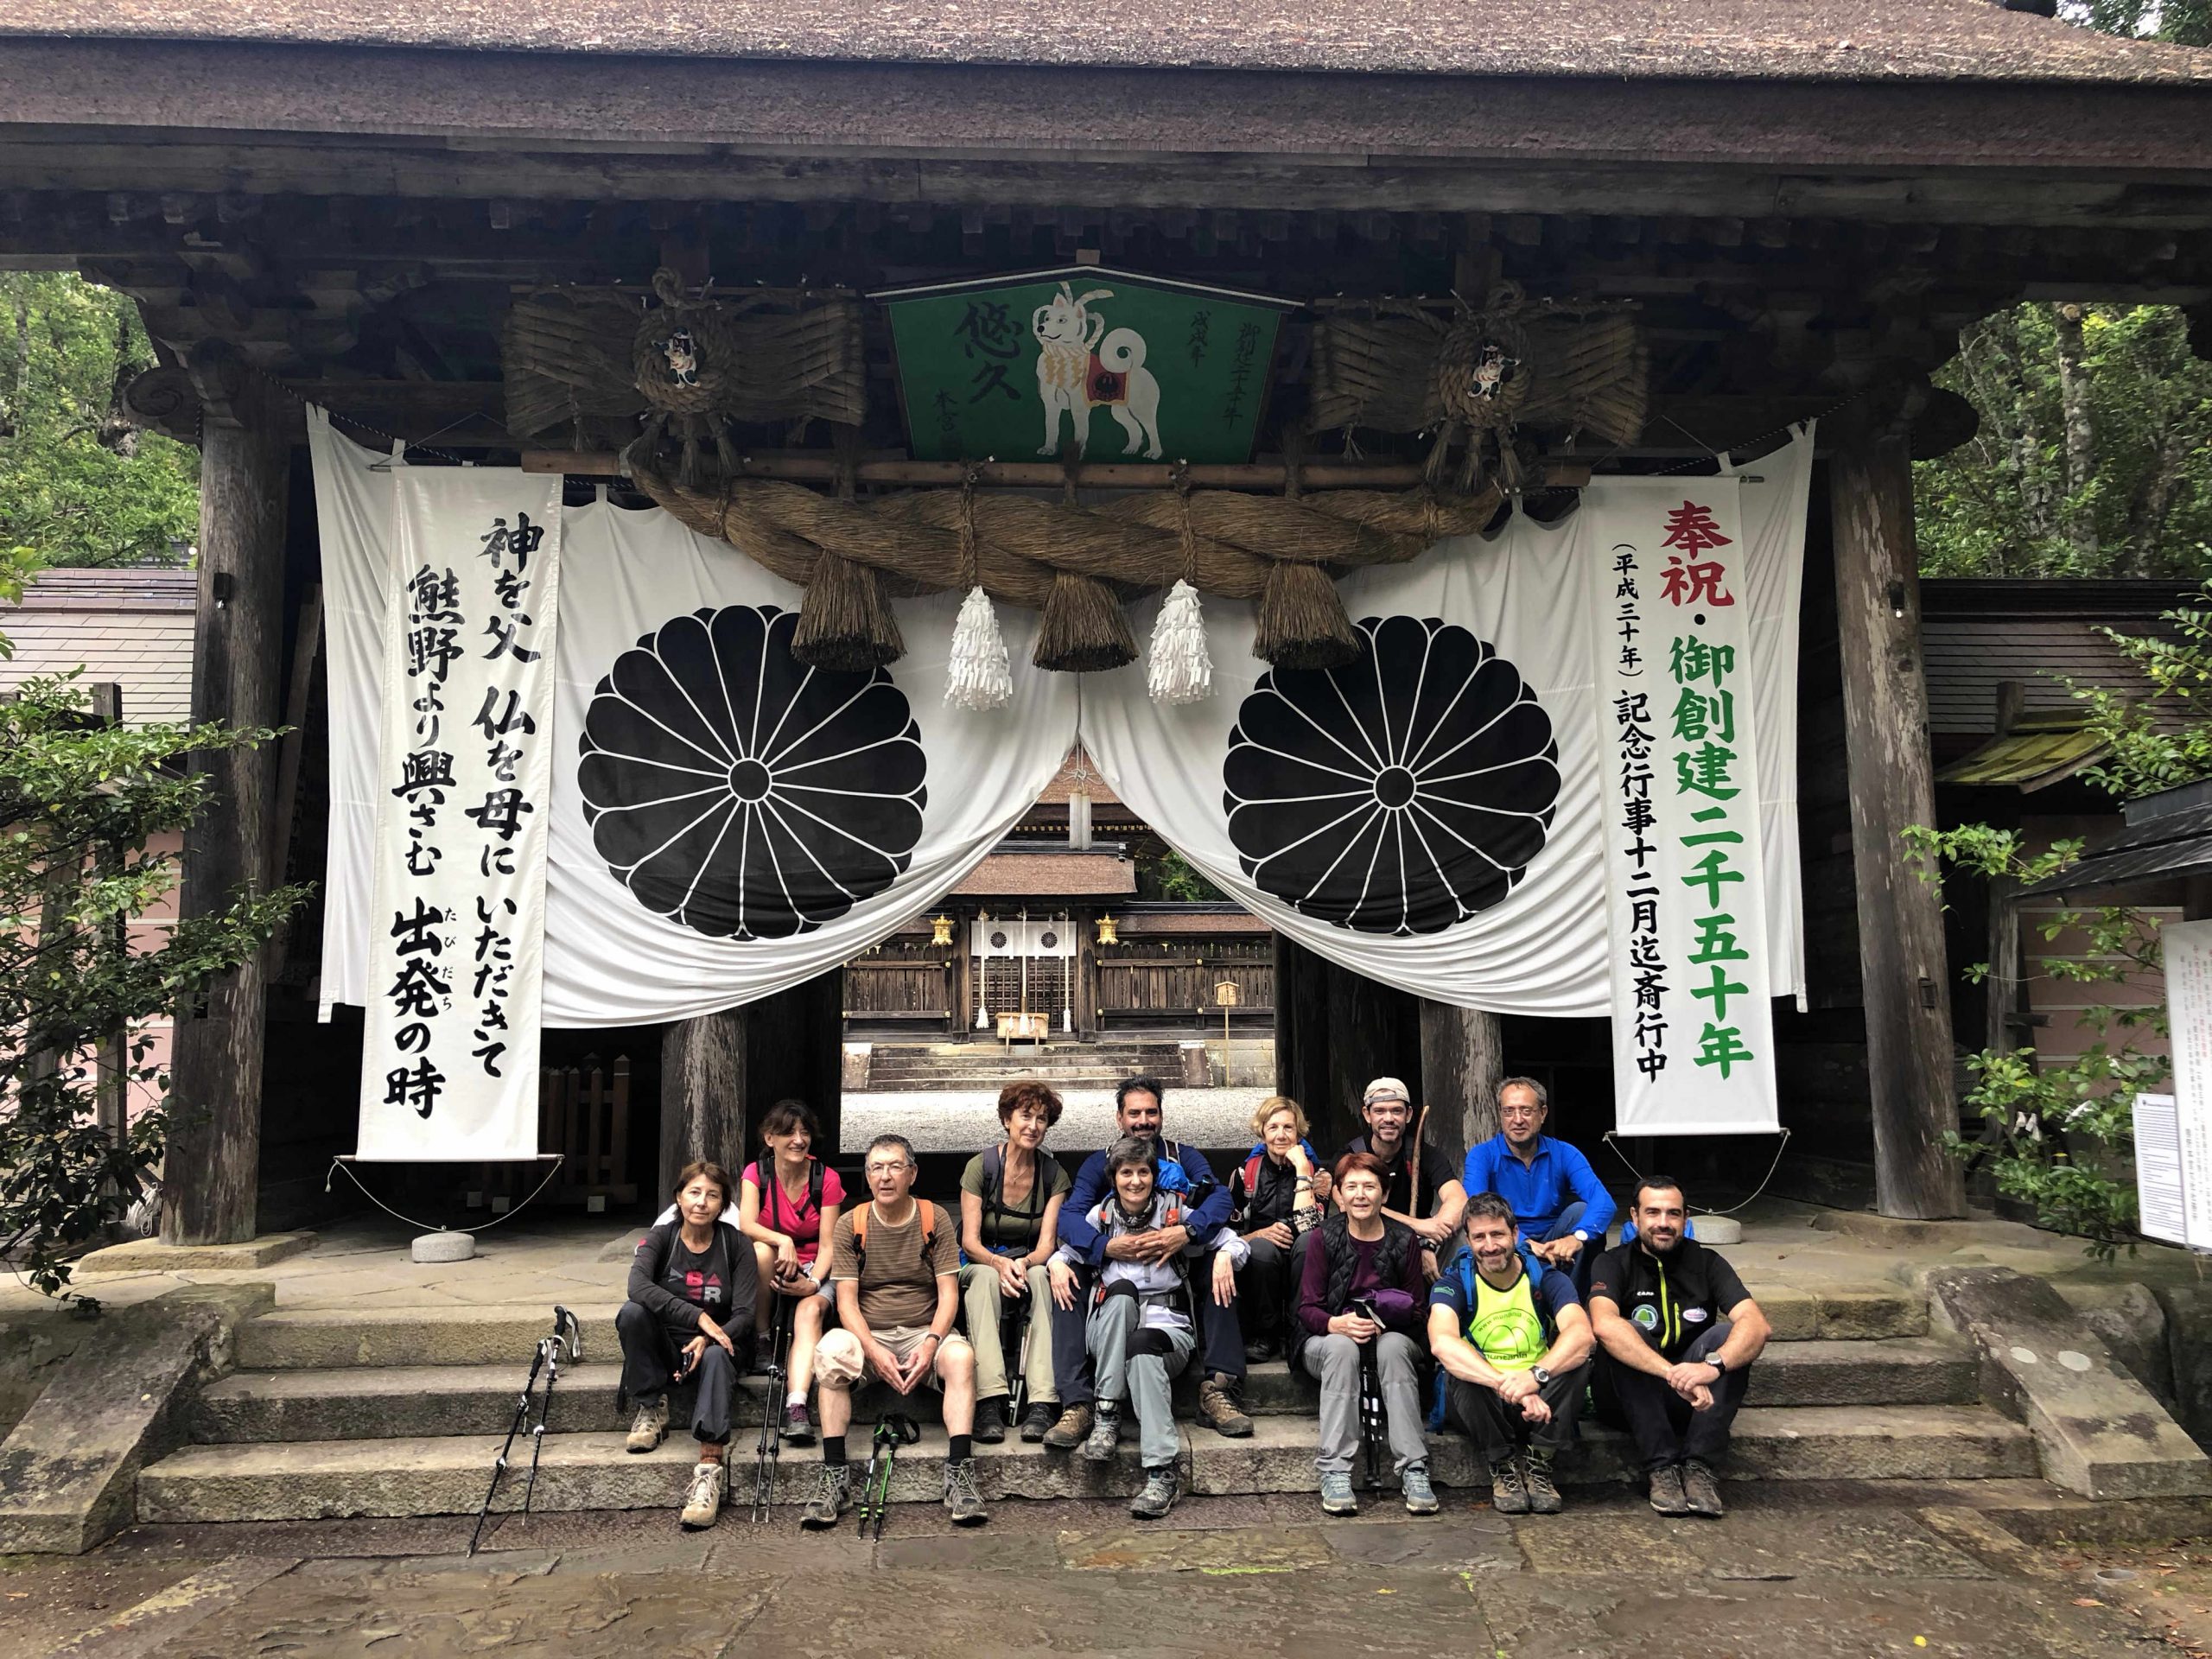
[1339,1076,1466,1280]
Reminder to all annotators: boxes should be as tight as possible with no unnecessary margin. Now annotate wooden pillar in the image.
[1830,418,1967,1219]
[1274,934,1330,1111]
[1418,1000,1505,1176]
[161,342,289,1246]
[1074,909,1099,1038]
[951,912,975,1037]
[660,1007,747,1198]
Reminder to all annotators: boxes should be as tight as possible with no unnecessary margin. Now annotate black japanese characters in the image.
[1222,613,1560,935]
[576,605,926,939]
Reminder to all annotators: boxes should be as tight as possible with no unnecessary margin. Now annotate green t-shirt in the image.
[959,1147,1072,1253]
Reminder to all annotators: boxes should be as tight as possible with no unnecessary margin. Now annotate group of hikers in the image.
[618,1074,1769,1530]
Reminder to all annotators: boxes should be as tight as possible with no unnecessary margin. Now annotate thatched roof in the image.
[3,0,2206,84]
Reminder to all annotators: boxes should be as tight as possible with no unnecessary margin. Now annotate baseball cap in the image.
[1362,1076,1411,1106]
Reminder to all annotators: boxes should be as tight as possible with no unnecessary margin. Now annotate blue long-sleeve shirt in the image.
[1056,1138,1232,1268]
[1459,1134,1616,1243]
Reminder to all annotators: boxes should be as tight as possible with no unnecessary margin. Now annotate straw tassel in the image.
[944,584,1014,710]
[1033,571,1137,673]
[1254,561,1361,671]
[791,550,905,673]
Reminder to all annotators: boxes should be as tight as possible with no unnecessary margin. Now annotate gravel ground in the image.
[841,1087,1274,1153]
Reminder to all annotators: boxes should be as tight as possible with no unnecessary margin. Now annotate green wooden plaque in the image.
[872,267,1297,465]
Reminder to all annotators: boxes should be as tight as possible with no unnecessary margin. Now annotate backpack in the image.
[762,1156,825,1239]
[1235,1140,1320,1217]
[981,1141,1052,1243]
[1448,1243,1558,1347]
[851,1198,938,1273]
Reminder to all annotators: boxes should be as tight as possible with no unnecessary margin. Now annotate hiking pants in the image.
[616,1299,747,1446]
[1595,1320,1750,1471]
[1446,1361,1589,1464]
[1527,1203,1599,1301]
[1087,1293,1195,1468]
[960,1262,1058,1406]
[1237,1229,1317,1342]
[1053,1266,1243,1405]
[1300,1331,1427,1478]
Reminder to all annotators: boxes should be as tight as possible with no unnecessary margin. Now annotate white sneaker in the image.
[626,1396,669,1453]
[681,1459,726,1529]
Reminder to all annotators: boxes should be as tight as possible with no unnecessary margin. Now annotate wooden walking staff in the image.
[1407,1103,1430,1212]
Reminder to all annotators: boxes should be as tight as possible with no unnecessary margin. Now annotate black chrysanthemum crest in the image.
[576,606,926,939]
[1222,614,1559,935]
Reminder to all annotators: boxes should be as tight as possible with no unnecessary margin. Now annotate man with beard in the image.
[1588,1177,1769,1518]
[1043,1076,1254,1447]
[1427,1191,1592,1516]
[1339,1077,1465,1278]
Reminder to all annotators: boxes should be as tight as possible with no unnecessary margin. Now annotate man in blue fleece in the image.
[1459,1077,1616,1297]
[1040,1075,1255,1449]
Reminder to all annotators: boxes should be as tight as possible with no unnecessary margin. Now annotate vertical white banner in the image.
[357,470,563,1161]
[1592,479,1778,1135]
[2159,918,2212,1247]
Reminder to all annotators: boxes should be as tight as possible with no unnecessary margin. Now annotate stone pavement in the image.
[7,1483,2196,1657]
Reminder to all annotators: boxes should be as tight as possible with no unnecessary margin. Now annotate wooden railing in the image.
[1097,954,1274,1017]
[845,953,953,1017]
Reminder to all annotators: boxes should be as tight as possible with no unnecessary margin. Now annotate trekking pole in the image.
[1003,1281,1033,1421]
[467,1304,578,1555]
[856,1412,921,1540]
[752,1294,795,1522]
[1351,1298,1383,1491]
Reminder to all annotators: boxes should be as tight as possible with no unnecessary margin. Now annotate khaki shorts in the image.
[815,1324,972,1390]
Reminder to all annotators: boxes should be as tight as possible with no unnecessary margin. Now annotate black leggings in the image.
[616,1300,752,1446]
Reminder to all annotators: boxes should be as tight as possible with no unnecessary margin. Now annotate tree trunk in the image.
[1829,422,1967,1220]
[2050,302,2099,568]
[2121,418,2195,577]
[660,1008,747,1198]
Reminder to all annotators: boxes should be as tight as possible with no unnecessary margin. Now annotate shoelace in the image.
[947,1462,982,1501]
[687,1465,721,1510]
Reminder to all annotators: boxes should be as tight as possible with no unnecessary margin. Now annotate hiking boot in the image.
[680,1459,725,1529]
[1319,1471,1358,1516]
[943,1457,988,1525]
[1196,1373,1255,1438]
[974,1396,1008,1445]
[1523,1449,1564,1515]
[1082,1402,1123,1463]
[1681,1457,1725,1518]
[1130,1465,1181,1520]
[781,1401,816,1446]
[1647,1463,1691,1516]
[1243,1332,1277,1363]
[1020,1402,1058,1443]
[1042,1402,1094,1450]
[1401,1461,1440,1516]
[626,1395,669,1453]
[798,1463,851,1529]
[1490,1457,1531,1516]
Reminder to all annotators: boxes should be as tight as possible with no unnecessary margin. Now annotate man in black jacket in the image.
[1587,1176,1770,1519]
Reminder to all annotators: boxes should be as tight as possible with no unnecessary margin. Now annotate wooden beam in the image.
[161,339,289,1246]
[1417,1001,1505,1180]
[523,451,1596,491]
[1828,410,1967,1220]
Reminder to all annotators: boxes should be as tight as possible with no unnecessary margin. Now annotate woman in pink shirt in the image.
[737,1098,845,1444]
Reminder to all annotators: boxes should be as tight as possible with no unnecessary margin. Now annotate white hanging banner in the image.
[357,467,563,1160]
[542,501,1080,1026]
[1589,479,1778,1135]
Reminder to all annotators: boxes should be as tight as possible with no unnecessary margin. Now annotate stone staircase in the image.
[859,1040,1188,1092]
[137,1284,2042,1523]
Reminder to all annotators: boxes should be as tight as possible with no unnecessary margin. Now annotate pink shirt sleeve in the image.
[822,1166,847,1207]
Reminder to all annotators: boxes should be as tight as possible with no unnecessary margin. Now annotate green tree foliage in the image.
[1916,302,2212,580]
[1136,848,1225,903]
[2075,0,2212,48]
[0,672,302,1301]
[0,273,199,569]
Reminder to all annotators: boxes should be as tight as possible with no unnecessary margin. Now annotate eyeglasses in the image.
[865,1161,912,1177]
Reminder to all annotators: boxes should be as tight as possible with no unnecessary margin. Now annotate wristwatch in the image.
[1707,1354,1726,1376]
[1531,1365,1553,1386]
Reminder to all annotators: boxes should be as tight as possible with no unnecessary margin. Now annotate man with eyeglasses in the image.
[1459,1076,1616,1298]
[800,1133,987,1528]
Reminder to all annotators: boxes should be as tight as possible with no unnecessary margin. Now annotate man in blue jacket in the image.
[1459,1077,1616,1297]
[1041,1075,1255,1449]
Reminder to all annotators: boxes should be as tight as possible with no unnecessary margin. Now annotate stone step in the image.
[138,1403,2037,1524]
[196,1337,1980,1444]
[229,1288,1930,1371]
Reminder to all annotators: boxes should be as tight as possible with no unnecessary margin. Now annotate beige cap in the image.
[1362,1076,1411,1106]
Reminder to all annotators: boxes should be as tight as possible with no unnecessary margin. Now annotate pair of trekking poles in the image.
[747,1289,939,1535]
[467,1304,582,1556]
